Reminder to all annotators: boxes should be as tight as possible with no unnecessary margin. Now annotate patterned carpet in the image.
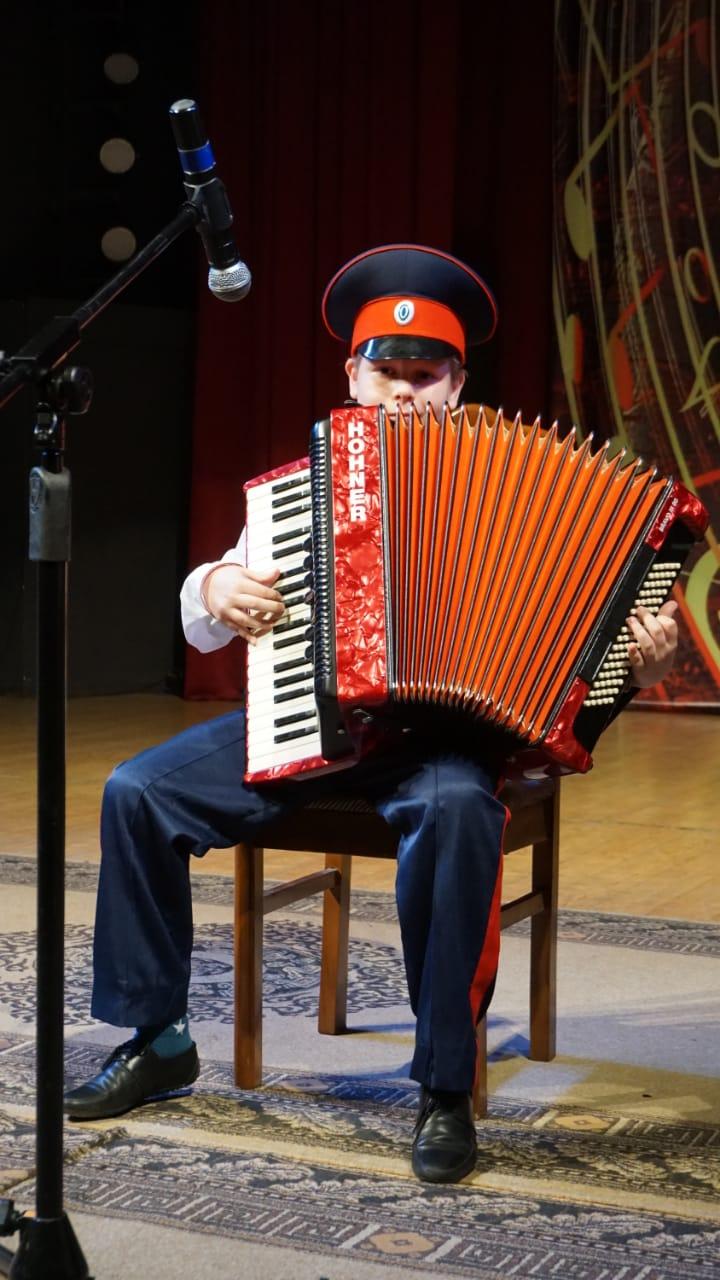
[1,853,719,1279]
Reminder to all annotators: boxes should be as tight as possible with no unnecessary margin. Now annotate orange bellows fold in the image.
[382,405,667,744]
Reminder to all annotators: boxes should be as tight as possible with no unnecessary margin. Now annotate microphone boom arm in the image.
[0,201,201,413]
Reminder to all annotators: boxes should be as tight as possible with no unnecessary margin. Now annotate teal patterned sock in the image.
[139,1016,192,1059]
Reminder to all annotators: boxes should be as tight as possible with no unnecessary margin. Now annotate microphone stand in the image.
[0,196,204,1280]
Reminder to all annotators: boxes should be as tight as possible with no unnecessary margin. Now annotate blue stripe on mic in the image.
[178,142,215,174]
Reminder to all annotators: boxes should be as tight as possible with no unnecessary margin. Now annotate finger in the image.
[229,622,257,645]
[236,620,274,645]
[656,613,678,642]
[238,581,285,604]
[639,611,666,645]
[223,607,265,632]
[636,602,677,643]
[232,593,286,616]
[629,607,666,644]
[249,608,287,630]
[626,614,658,659]
[245,565,282,588]
[226,602,287,634]
[634,604,663,634]
[627,642,644,667]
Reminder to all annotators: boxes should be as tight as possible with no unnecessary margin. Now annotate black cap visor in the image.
[356,335,461,361]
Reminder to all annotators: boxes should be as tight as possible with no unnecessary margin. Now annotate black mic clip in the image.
[170,97,252,303]
[187,185,251,302]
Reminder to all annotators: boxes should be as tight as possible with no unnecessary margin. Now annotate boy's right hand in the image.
[204,565,285,645]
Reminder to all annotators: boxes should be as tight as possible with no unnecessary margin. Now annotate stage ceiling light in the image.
[99,137,136,174]
[104,52,139,84]
[101,226,137,262]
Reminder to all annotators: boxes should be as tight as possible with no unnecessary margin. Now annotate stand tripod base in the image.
[4,1214,91,1279]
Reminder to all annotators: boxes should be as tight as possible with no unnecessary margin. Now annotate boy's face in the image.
[345,355,466,417]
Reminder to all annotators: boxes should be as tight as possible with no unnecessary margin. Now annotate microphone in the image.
[169,98,252,302]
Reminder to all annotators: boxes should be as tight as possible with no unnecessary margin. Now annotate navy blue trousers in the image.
[92,710,507,1092]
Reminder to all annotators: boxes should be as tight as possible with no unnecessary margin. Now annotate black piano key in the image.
[272,543,306,561]
[273,529,311,548]
[274,616,309,638]
[274,685,314,703]
[275,671,311,690]
[272,487,310,510]
[272,502,312,523]
[273,635,304,652]
[275,725,319,745]
[281,592,306,610]
[271,475,309,494]
[274,655,309,674]
[274,627,313,651]
[277,572,306,594]
[278,587,305,604]
[275,709,317,728]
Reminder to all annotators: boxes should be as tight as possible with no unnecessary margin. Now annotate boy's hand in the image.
[626,600,679,688]
[204,564,285,645]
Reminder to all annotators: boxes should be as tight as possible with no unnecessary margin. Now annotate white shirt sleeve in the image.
[180,526,247,653]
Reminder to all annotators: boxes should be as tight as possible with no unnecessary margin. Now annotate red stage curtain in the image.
[185,0,554,698]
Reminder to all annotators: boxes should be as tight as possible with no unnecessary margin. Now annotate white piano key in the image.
[248,716,320,750]
[249,673,314,702]
[247,682,316,711]
[249,642,310,673]
[247,739,322,773]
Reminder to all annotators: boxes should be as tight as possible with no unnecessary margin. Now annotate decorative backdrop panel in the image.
[553,0,720,705]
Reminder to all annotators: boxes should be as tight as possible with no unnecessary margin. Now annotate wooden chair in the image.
[233,777,560,1116]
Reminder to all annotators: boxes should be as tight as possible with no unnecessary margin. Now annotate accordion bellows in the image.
[373,405,663,732]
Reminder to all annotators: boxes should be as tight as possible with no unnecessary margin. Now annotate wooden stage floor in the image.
[1,693,718,922]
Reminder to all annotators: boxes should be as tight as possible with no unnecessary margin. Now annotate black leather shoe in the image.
[64,1037,200,1121]
[412,1086,477,1183]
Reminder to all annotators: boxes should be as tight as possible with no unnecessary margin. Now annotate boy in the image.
[65,245,679,1183]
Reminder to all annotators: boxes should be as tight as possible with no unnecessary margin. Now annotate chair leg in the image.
[473,1017,488,1118]
[529,788,559,1061]
[318,853,352,1034]
[234,843,264,1087]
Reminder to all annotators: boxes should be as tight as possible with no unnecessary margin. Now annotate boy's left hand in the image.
[626,600,679,688]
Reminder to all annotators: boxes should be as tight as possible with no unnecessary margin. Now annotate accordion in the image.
[244,405,707,783]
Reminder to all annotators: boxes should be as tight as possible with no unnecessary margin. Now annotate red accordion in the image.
[244,405,707,783]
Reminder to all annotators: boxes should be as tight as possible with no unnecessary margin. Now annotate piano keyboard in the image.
[245,465,323,776]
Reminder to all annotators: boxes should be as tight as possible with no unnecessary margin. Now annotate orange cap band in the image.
[351,295,466,361]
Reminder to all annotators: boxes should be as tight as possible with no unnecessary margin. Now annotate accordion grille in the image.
[382,405,668,743]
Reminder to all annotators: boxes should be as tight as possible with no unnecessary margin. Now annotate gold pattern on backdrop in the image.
[553,0,720,704]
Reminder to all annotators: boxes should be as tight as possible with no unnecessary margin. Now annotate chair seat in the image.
[296,776,555,814]
[254,777,556,861]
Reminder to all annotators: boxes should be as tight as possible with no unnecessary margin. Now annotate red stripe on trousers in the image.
[468,797,509,1028]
